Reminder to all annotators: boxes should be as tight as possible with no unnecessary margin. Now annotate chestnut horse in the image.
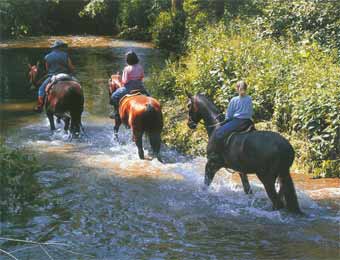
[28,63,84,134]
[108,74,163,161]
[187,93,301,214]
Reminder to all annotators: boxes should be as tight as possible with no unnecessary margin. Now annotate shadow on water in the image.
[0,36,339,260]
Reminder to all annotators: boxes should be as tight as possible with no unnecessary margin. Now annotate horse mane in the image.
[196,93,224,123]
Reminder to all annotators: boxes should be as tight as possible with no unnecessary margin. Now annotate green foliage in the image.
[0,143,41,218]
[256,0,340,57]
[117,0,153,39]
[0,0,51,38]
[151,10,186,53]
[79,0,107,18]
[151,21,340,177]
[149,60,179,99]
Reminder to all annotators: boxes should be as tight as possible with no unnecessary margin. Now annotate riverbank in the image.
[0,35,154,49]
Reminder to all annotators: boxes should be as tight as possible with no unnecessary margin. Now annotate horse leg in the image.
[238,172,252,194]
[149,131,162,162]
[63,116,70,132]
[204,158,223,186]
[257,173,284,210]
[133,130,144,160]
[114,123,121,140]
[46,112,56,131]
[70,110,81,134]
[278,170,302,214]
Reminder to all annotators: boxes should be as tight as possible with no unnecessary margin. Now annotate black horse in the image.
[186,93,301,214]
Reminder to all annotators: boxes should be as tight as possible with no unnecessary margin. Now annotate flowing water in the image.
[0,36,339,260]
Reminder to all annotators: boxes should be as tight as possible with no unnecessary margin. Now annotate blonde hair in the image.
[236,81,247,96]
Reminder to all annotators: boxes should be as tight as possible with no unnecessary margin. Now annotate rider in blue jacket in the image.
[34,40,74,112]
[215,81,253,141]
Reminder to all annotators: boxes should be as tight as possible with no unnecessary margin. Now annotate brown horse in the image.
[108,74,163,161]
[28,63,84,134]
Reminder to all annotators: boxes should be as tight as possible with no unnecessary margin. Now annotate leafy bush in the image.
[256,0,340,57]
[151,21,339,177]
[151,10,186,53]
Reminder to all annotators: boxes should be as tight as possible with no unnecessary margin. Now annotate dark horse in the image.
[186,93,301,214]
[28,63,84,134]
[108,74,163,162]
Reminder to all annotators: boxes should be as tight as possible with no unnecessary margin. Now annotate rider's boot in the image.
[33,96,44,113]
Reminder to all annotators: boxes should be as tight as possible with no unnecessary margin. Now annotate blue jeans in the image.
[215,118,252,140]
[38,76,52,97]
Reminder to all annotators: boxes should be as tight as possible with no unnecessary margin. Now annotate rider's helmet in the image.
[50,40,68,49]
[126,51,139,65]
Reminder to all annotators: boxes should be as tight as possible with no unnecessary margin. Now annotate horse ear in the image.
[185,90,192,98]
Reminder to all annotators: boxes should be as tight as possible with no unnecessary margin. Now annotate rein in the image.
[193,113,224,129]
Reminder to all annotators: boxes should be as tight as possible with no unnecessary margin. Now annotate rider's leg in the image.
[215,118,244,141]
[125,81,150,96]
[34,77,51,113]
[109,87,128,119]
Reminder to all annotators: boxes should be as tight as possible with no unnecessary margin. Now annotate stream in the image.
[0,36,339,260]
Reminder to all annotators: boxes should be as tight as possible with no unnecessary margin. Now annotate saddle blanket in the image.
[46,73,79,93]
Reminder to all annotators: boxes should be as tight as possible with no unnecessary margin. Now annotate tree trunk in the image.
[214,0,225,18]
[172,0,183,12]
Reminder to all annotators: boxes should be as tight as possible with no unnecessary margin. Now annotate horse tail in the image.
[69,85,84,134]
[279,169,302,214]
[143,101,163,162]
[143,102,163,131]
[145,103,155,113]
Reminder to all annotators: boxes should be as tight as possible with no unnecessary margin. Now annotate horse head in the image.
[186,91,202,129]
[108,73,121,96]
[28,61,46,88]
[186,91,225,137]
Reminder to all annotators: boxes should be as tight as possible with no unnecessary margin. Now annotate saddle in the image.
[224,123,256,147]
[45,73,78,93]
[119,90,143,107]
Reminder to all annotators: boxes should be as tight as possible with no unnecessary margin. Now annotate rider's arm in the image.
[121,66,129,85]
